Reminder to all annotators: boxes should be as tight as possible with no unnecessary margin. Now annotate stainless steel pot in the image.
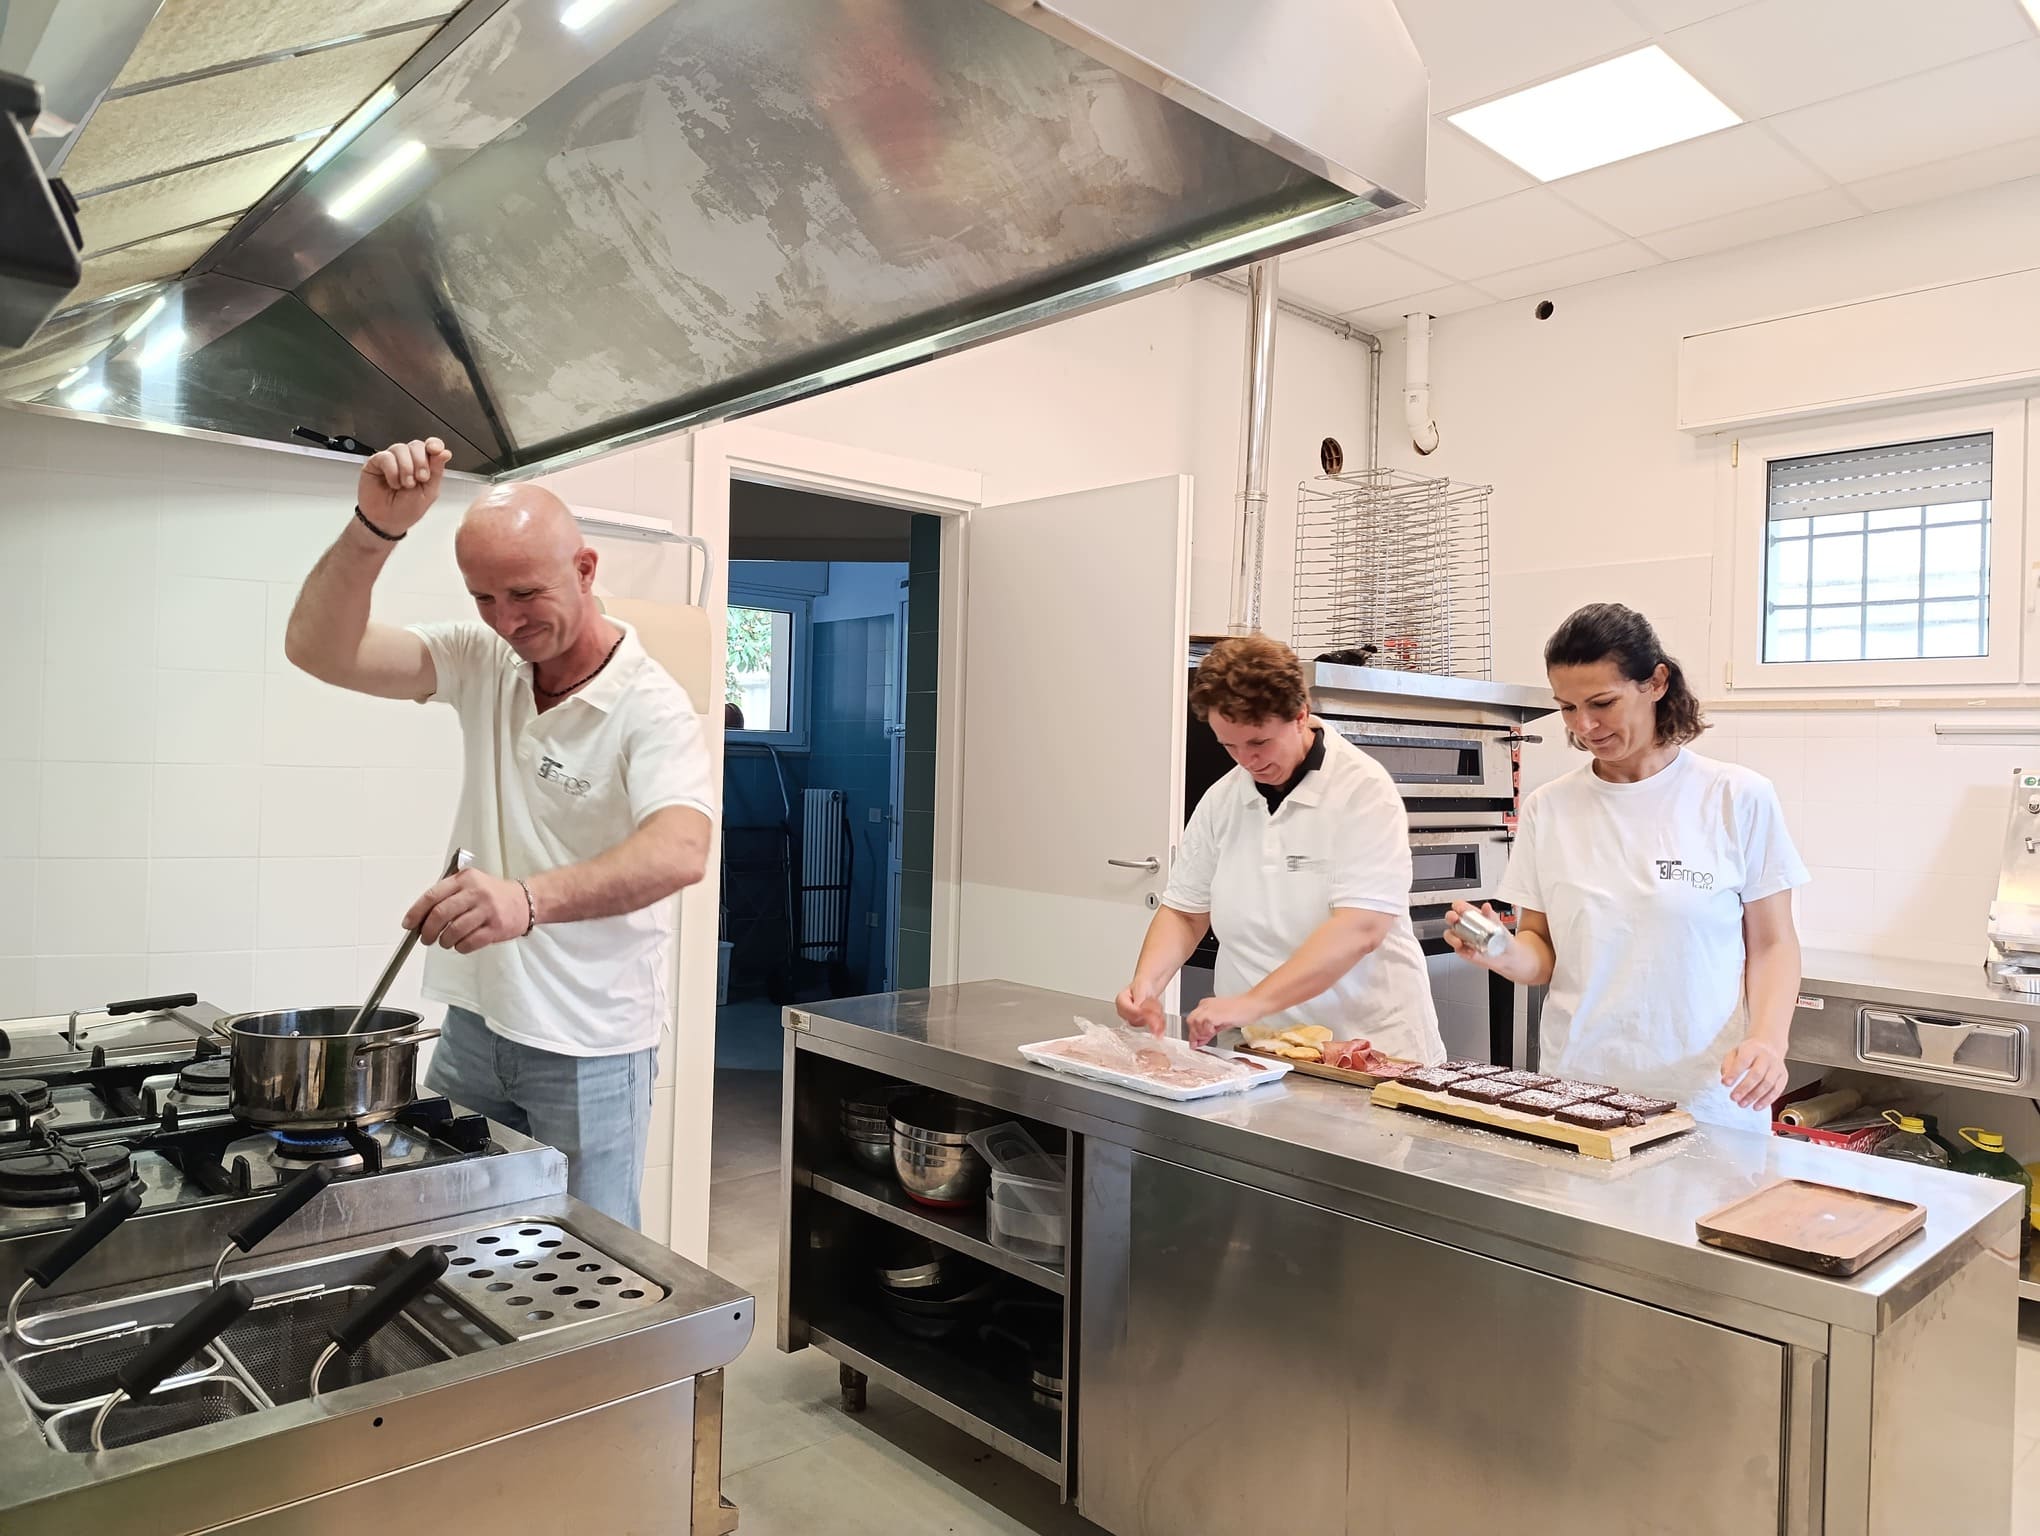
[218,1007,440,1129]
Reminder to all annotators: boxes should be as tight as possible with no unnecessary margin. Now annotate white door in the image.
[957,476,1191,1004]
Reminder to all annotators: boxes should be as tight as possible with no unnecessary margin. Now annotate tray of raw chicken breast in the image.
[1020,1018,1293,1101]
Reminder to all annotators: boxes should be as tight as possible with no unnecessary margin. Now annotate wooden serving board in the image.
[1695,1178,1926,1276]
[1369,1080,1697,1160]
[1239,1046,1415,1089]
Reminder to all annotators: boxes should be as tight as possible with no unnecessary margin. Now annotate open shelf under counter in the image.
[809,1158,1066,1296]
[806,1301,1064,1483]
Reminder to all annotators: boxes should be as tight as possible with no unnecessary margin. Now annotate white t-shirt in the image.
[409,618,716,1057]
[1497,748,1808,1127]
[1163,728,1444,1065]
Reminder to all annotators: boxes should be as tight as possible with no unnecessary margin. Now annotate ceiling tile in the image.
[1847,133,2040,213]
[1552,123,1827,235]
[1620,0,1759,28]
[115,0,448,89]
[1278,241,1450,314]
[1346,284,1494,333]
[63,31,422,194]
[1663,0,2035,118]
[1370,189,1623,280]
[1767,40,2040,185]
[1420,121,1538,216]
[77,140,313,255]
[1476,240,1663,301]
[66,218,239,311]
[1640,185,1862,260]
[1390,0,1650,111]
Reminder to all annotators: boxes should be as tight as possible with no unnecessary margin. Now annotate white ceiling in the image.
[1279,0,2040,330]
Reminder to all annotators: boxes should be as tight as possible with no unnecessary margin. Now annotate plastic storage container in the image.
[987,1162,1068,1264]
[1873,1110,1953,1169]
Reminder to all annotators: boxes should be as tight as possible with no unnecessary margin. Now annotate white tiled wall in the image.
[0,407,699,1240]
[0,410,466,1022]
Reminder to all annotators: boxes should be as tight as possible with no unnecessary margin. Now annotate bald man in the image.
[284,436,714,1228]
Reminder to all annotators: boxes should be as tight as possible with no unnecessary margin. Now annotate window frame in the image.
[726,585,812,751]
[1723,398,2028,693]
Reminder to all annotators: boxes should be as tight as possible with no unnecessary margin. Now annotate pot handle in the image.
[354,1026,442,1055]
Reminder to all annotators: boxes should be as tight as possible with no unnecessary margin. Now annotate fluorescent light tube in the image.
[306,86,398,174]
[326,139,427,222]
[561,0,627,31]
[137,326,187,367]
[120,295,167,340]
[1448,46,1741,182]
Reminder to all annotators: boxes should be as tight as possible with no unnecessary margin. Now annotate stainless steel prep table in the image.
[1794,947,2040,1299]
[780,981,2021,1536]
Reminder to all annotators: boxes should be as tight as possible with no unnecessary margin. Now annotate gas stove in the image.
[0,998,508,1241]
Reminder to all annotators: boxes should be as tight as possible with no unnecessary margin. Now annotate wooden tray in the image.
[1695,1178,1927,1276]
[1239,1045,1416,1089]
[1369,1080,1697,1160]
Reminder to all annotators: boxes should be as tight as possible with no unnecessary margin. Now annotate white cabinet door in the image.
[956,476,1191,1004]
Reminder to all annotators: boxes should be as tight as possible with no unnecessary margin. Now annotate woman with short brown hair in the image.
[1116,635,1443,1062]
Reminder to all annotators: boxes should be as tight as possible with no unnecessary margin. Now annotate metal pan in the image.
[217,1008,439,1130]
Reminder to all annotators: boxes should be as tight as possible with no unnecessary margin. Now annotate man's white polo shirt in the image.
[409,618,716,1057]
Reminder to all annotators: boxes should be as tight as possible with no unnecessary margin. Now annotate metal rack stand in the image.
[1292,468,1493,680]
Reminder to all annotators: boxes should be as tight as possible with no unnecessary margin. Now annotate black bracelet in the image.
[517,879,537,936]
[353,505,405,542]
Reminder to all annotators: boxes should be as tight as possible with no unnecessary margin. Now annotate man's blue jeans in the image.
[425,1006,656,1228]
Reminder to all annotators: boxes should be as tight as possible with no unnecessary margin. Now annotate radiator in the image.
[799,788,850,960]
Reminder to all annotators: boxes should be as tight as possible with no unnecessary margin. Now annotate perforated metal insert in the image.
[11,1330,220,1413]
[433,1223,665,1340]
[220,1286,449,1405]
[45,1377,261,1453]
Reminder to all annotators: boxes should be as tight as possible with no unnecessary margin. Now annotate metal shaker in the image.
[1446,906,1509,957]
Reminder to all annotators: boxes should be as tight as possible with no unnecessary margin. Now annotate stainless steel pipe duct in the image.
[1227,258,1280,636]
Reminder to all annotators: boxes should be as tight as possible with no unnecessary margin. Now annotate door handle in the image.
[1107,857,1161,875]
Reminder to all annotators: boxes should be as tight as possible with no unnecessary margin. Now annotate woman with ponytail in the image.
[1445,604,1808,1127]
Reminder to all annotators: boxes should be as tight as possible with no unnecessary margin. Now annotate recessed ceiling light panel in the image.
[1448,46,1741,182]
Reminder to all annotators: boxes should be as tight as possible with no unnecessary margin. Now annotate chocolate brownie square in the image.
[1603,1093,1675,1119]
[1499,1089,1571,1117]
[1492,1070,1557,1091]
[1547,1080,1616,1102]
[1400,1067,1466,1094]
[1555,1102,1629,1130]
[1450,1078,1520,1105]
[1441,1060,1506,1078]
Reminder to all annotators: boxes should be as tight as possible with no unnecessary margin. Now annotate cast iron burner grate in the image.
[0,1137,133,1209]
[0,1080,53,1136]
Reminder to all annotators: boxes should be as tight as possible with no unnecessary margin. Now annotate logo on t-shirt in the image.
[537,756,592,797]
[1654,858,1715,891]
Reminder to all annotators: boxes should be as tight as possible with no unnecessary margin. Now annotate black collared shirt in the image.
[1255,727,1326,814]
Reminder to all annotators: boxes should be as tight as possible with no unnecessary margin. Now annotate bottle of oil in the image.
[1873,1110,1952,1168]
[1953,1127,2032,1258]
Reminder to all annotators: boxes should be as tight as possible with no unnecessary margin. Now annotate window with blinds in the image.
[1762,432,1992,663]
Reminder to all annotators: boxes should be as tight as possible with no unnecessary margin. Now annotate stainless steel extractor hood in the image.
[0,0,1427,478]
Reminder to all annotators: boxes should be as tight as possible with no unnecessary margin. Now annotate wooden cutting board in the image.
[1695,1179,1927,1276]
[1240,1045,1415,1089]
[1369,1080,1697,1160]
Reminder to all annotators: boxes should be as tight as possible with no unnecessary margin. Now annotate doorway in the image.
[713,480,942,1148]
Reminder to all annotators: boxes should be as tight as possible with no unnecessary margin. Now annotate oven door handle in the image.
[1504,732,1543,745]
